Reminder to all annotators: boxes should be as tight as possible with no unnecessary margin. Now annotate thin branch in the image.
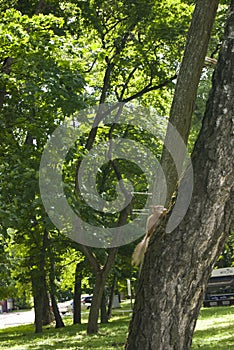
[83,57,98,73]
[107,104,132,203]
[103,247,118,277]
[122,74,177,103]
[99,59,114,104]
[119,66,138,101]
[78,244,101,273]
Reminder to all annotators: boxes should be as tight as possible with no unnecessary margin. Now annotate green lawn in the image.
[0,304,233,349]
[192,306,234,349]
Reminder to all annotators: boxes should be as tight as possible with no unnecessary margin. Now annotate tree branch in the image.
[122,74,177,103]
[118,66,138,101]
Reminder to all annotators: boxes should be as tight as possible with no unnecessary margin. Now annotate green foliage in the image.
[74,0,193,107]
[0,8,85,230]
[216,231,234,268]
[0,235,16,300]
[0,7,85,307]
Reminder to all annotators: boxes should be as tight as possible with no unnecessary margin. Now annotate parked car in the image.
[81,295,92,310]
[58,295,93,314]
[58,300,73,315]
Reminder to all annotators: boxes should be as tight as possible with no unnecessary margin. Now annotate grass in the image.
[192,306,234,349]
[0,302,132,350]
[0,303,234,349]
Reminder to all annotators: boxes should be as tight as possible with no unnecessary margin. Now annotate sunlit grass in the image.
[0,316,130,350]
[192,306,234,349]
[0,302,132,350]
[0,303,234,349]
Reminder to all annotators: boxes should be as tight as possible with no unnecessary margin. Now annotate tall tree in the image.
[125,1,234,348]
[0,8,85,333]
[160,0,220,205]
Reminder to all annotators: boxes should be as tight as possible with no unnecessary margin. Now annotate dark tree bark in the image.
[159,0,220,205]
[49,259,65,328]
[86,247,118,334]
[50,293,64,328]
[32,276,44,334]
[107,274,117,319]
[31,229,48,333]
[125,2,234,349]
[87,270,105,333]
[42,289,54,326]
[100,288,109,323]
[73,262,83,325]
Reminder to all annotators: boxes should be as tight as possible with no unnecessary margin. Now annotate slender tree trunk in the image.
[49,259,65,328]
[31,229,49,333]
[158,0,219,205]
[100,288,108,323]
[73,262,82,325]
[51,294,64,328]
[87,270,105,334]
[107,274,117,319]
[125,3,234,348]
[42,289,54,326]
[86,247,118,334]
[32,276,44,334]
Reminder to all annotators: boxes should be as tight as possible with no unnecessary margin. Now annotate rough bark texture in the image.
[125,2,234,349]
[160,0,219,205]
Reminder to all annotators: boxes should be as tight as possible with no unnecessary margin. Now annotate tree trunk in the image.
[31,229,49,333]
[51,294,64,328]
[42,289,54,326]
[73,262,82,325]
[87,270,105,334]
[87,247,118,334]
[32,276,44,334]
[158,0,219,205]
[100,288,108,323]
[49,259,65,328]
[125,2,234,349]
[107,274,117,319]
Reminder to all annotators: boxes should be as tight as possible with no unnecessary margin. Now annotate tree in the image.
[0,8,85,333]
[160,0,220,205]
[125,1,234,348]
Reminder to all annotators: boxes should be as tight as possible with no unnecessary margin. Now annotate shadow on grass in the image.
[0,316,130,350]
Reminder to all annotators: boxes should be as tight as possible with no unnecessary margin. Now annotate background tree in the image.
[0,8,85,332]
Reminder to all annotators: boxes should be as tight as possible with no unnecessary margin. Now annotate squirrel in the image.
[132,205,167,267]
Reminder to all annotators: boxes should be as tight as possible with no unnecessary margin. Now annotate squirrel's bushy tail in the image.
[132,236,149,267]
[131,206,167,267]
